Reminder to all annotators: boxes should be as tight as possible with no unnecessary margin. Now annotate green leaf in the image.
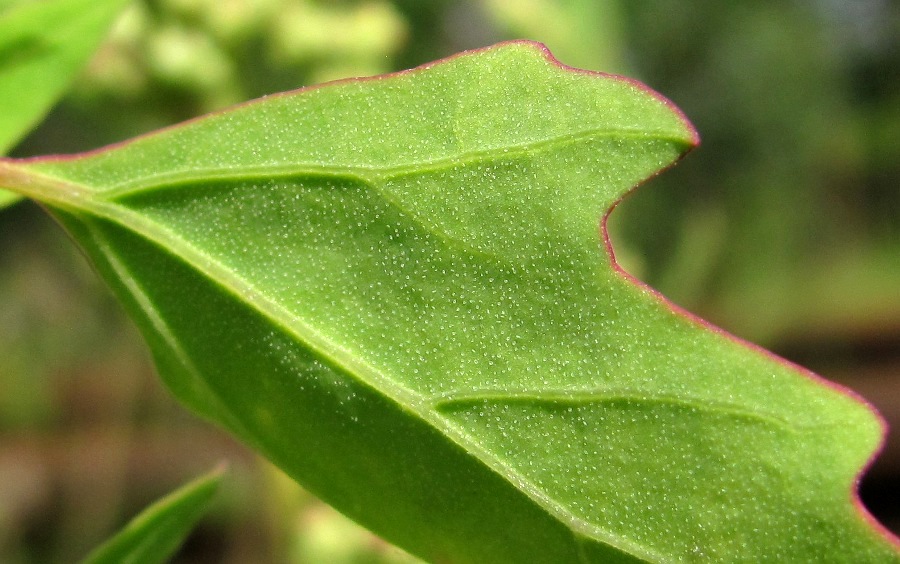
[1,41,896,562]
[0,0,129,209]
[82,466,224,564]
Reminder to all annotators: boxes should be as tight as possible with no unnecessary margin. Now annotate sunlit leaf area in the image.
[1,1,898,562]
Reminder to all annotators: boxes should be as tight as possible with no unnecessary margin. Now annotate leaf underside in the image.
[1,42,896,562]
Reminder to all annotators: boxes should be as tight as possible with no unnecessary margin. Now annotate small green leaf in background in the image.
[1,41,897,562]
[0,0,129,208]
[82,466,224,564]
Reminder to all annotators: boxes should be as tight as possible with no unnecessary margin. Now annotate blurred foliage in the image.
[1,0,898,561]
[609,0,900,346]
[10,0,408,153]
[83,467,223,564]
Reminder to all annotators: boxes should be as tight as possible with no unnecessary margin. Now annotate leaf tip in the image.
[500,39,701,149]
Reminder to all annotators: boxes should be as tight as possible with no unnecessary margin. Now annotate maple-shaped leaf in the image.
[1,42,896,562]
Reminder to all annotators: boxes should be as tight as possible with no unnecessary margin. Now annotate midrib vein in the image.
[86,203,657,556]
[28,189,663,559]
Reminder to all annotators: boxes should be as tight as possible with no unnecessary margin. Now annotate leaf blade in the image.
[2,42,896,562]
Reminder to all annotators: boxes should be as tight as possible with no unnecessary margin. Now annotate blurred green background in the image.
[1,0,898,561]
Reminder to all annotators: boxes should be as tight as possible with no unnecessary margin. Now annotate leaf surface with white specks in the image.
[2,42,896,562]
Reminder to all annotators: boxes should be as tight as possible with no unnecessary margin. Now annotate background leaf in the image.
[1,41,897,562]
[0,0,129,208]
[81,466,223,564]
